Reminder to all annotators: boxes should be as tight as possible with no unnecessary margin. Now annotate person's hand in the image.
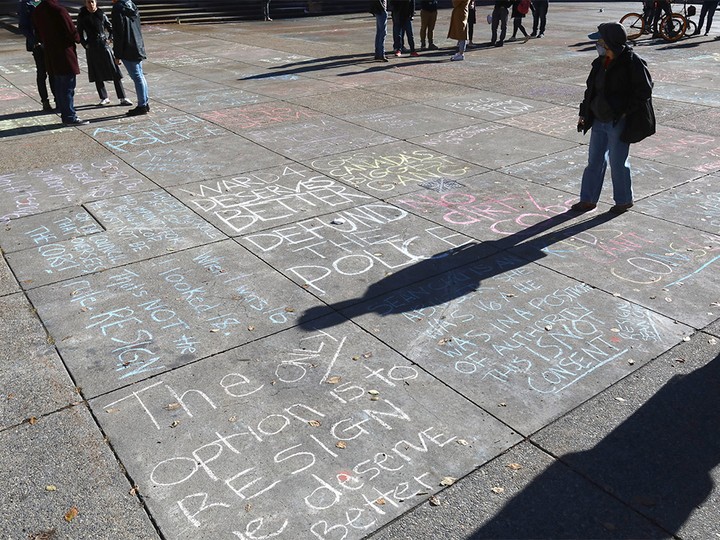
[577,116,585,132]
[115,58,121,65]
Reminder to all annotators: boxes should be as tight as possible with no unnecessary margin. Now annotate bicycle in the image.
[619,1,692,42]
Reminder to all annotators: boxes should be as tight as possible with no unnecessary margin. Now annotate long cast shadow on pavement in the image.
[299,209,619,330]
[469,351,720,539]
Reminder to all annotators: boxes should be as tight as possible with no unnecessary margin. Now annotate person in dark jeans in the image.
[32,0,87,125]
[371,0,388,61]
[491,0,512,46]
[390,0,418,56]
[652,0,673,35]
[531,0,548,37]
[18,0,55,110]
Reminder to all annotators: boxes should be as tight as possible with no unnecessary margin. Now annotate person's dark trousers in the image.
[698,0,719,33]
[31,45,54,102]
[392,9,403,50]
[652,1,673,32]
[53,74,77,122]
[95,74,126,101]
[491,6,509,43]
[532,0,548,35]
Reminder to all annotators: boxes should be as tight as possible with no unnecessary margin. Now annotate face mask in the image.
[596,43,606,56]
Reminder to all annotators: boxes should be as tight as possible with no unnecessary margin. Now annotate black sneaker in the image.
[63,118,89,126]
[126,105,149,117]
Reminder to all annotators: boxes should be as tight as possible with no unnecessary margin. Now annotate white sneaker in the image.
[119,98,133,106]
[99,98,111,105]
[450,53,464,61]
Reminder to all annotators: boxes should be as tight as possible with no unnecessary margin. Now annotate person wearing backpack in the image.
[573,22,655,214]
[509,0,531,42]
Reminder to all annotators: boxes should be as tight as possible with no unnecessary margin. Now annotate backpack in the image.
[517,0,531,15]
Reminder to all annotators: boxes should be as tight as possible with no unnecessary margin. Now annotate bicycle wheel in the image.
[620,12,645,40]
[659,13,687,42]
[685,19,697,36]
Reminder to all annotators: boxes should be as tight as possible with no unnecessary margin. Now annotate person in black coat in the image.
[111,0,149,116]
[77,0,132,106]
[573,23,654,215]
[19,0,55,110]
[490,0,513,46]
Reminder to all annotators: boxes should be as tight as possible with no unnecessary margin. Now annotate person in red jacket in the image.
[32,0,88,125]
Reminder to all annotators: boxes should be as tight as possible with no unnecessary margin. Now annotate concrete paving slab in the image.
[7,189,224,289]
[288,87,407,116]
[653,82,720,108]
[633,126,720,175]
[197,101,321,132]
[237,74,349,99]
[429,91,558,122]
[653,97,714,125]
[27,239,330,397]
[665,108,720,138]
[89,320,521,539]
[0,156,152,222]
[307,141,488,198]
[86,112,233,154]
[156,87,271,113]
[369,442,667,540]
[532,333,720,540]
[497,104,586,144]
[513,212,720,329]
[0,405,159,540]
[238,204,488,303]
[169,164,375,236]
[342,104,478,139]
[330,252,690,436]
[0,255,20,296]
[121,133,289,188]
[244,117,396,161]
[387,171,577,243]
[637,175,720,236]
[411,123,578,170]
[501,147,702,200]
[0,208,102,254]
[0,292,77,430]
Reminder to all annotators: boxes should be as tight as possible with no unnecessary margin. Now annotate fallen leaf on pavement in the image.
[64,506,79,522]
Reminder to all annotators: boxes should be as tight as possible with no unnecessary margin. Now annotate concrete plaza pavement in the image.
[1,3,719,539]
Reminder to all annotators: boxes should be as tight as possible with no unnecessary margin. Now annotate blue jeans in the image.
[122,59,149,107]
[53,74,77,122]
[580,118,633,205]
[392,11,415,51]
[375,10,387,57]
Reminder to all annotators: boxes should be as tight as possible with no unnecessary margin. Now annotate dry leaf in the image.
[506,463,523,471]
[45,485,57,492]
[362,351,373,359]
[456,439,469,446]
[284,307,295,313]
[682,336,690,342]
[129,486,138,496]
[326,376,342,384]
[105,408,120,414]
[170,421,180,428]
[64,506,79,522]
[209,328,219,333]
[428,496,441,506]
[439,476,457,486]
[229,416,238,422]
[368,390,379,396]
[308,420,321,427]
[164,403,181,411]
[28,416,38,425]
[375,498,386,505]
[491,486,505,494]
[247,325,255,331]
[245,503,252,512]
[335,441,347,449]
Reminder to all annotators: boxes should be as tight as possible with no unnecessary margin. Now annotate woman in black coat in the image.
[76,0,132,106]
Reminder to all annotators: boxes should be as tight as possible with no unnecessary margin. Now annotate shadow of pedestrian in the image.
[467,350,720,539]
[299,210,618,331]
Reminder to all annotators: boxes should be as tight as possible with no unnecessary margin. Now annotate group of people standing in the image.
[19,0,150,125]
[371,0,549,62]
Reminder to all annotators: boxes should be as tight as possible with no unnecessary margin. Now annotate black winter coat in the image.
[579,46,654,143]
[77,7,122,82]
[111,0,146,61]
